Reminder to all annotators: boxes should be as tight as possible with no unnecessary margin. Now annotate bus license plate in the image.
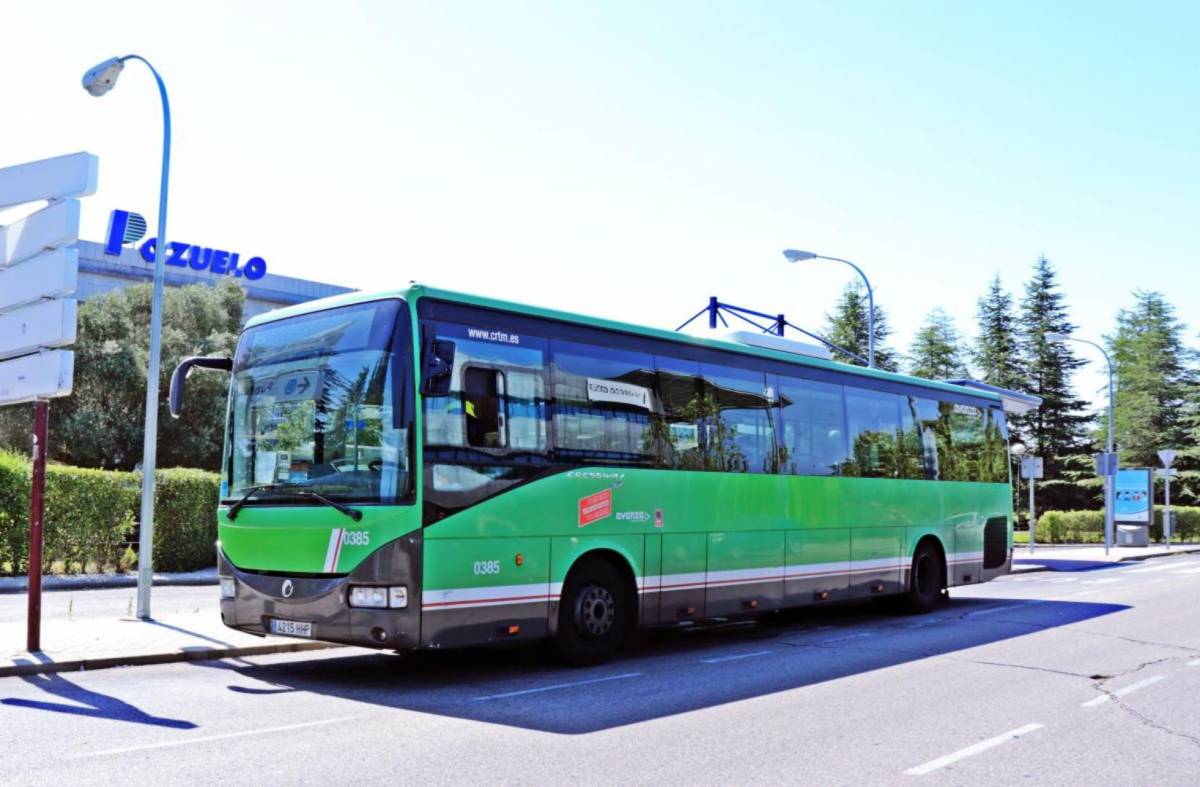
[269,618,313,638]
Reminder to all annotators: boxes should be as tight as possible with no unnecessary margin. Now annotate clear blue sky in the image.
[4,1,1198,406]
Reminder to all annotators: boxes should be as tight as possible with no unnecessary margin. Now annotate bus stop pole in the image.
[1028,477,1035,554]
[27,401,48,653]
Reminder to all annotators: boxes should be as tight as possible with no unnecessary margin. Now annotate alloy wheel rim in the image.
[575,584,616,638]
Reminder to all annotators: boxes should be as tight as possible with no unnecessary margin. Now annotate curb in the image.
[0,640,343,678]
[1011,544,1200,574]
[0,572,218,595]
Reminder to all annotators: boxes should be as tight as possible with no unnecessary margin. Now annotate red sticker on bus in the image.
[578,489,613,527]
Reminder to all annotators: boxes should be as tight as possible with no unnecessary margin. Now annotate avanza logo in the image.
[578,489,612,527]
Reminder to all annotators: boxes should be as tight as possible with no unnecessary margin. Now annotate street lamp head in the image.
[1045,331,1070,342]
[783,249,818,263]
[82,57,125,97]
[1010,442,1027,457]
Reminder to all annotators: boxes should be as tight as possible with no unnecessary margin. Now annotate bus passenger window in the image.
[463,368,507,448]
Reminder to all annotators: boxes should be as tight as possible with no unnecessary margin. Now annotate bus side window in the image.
[463,367,507,449]
[776,376,847,476]
[844,388,903,478]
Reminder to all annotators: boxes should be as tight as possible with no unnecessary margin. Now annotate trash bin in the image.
[1117,524,1149,547]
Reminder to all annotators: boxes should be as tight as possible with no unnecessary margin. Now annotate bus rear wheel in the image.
[904,541,945,614]
[553,558,630,667]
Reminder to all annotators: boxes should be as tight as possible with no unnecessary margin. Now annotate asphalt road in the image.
[3,555,1200,786]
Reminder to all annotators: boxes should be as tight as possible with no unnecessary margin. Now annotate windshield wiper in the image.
[225,483,362,522]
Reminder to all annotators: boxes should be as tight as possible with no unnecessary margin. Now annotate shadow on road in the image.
[1,655,196,729]
[217,596,1127,734]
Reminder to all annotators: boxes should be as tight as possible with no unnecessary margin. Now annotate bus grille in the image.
[983,517,1008,569]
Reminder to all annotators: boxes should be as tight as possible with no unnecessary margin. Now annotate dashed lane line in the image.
[967,603,1031,617]
[1188,659,1200,667]
[1069,590,1100,598]
[71,716,361,758]
[701,650,773,664]
[1081,675,1166,707]
[1126,564,1180,574]
[472,672,642,701]
[1081,578,1121,585]
[904,723,1044,776]
[817,632,872,645]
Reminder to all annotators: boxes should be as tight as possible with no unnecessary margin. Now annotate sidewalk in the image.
[1012,542,1200,573]
[0,584,339,677]
[0,567,220,594]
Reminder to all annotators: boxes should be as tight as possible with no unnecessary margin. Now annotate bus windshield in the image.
[224,299,413,505]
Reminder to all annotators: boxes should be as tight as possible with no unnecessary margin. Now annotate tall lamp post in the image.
[1047,332,1115,555]
[82,55,172,619]
[782,249,875,368]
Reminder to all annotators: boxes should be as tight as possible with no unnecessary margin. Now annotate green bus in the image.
[170,285,1033,665]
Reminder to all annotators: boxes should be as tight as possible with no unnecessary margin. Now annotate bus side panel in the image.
[949,484,984,586]
[784,528,850,605]
[660,533,707,623]
[705,530,785,616]
[849,527,904,597]
[643,534,662,625]
[420,536,550,648]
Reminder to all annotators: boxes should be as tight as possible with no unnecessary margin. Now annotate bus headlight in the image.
[220,577,237,599]
[349,585,408,609]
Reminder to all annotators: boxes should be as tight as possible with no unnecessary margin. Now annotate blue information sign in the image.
[1114,468,1153,524]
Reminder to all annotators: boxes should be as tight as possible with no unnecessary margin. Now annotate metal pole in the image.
[1164,471,1172,549]
[817,256,875,368]
[1028,477,1035,554]
[1104,354,1114,555]
[27,401,48,652]
[127,56,172,620]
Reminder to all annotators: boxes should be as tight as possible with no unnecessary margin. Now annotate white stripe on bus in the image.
[322,528,344,573]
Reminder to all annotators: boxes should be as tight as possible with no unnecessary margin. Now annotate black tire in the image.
[904,541,945,614]
[552,558,631,667]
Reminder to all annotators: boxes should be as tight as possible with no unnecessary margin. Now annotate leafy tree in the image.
[974,275,1026,392]
[1018,256,1093,509]
[823,282,900,372]
[1108,291,1198,503]
[908,308,967,380]
[0,281,245,471]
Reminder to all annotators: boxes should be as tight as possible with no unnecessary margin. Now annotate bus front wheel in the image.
[553,558,630,666]
[904,541,946,614]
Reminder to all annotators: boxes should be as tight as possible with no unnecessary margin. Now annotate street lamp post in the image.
[783,249,875,368]
[1047,332,1115,555]
[82,55,172,619]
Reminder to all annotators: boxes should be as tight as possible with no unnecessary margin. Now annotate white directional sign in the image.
[0,351,74,403]
[0,152,94,405]
[0,248,78,313]
[1158,449,1177,469]
[0,199,81,267]
[1020,456,1044,479]
[0,152,97,210]
[0,300,78,362]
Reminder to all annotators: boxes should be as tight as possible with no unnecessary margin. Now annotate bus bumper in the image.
[217,531,423,650]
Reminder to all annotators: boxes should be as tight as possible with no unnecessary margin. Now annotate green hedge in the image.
[1036,507,1200,544]
[0,450,219,575]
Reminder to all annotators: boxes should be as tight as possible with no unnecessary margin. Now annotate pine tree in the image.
[974,275,1026,392]
[823,282,899,372]
[1108,291,1197,503]
[1018,256,1093,502]
[908,308,967,380]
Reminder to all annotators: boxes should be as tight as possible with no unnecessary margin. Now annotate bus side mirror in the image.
[421,339,456,396]
[169,356,233,418]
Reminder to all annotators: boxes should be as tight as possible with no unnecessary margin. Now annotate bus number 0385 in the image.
[473,560,501,576]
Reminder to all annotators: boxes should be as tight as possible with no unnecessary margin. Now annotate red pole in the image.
[27,400,48,653]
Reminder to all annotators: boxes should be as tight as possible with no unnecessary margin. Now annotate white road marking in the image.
[1044,577,1080,584]
[472,672,641,701]
[1082,675,1166,707]
[701,649,773,664]
[1069,590,1100,598]
[904,723,1044,776]
[818,632,872,645]
[1081,578,1121,585]
[967,603,1029,617]
[71,716,360,758]
[1126,564,1179,574]
[1172,568,1200,575]
[1188,659,1200,667]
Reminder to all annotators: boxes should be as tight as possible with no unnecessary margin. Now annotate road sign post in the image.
[0,151,96,652]
[1020,457,1043,552]
[1158,450,1177,548]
